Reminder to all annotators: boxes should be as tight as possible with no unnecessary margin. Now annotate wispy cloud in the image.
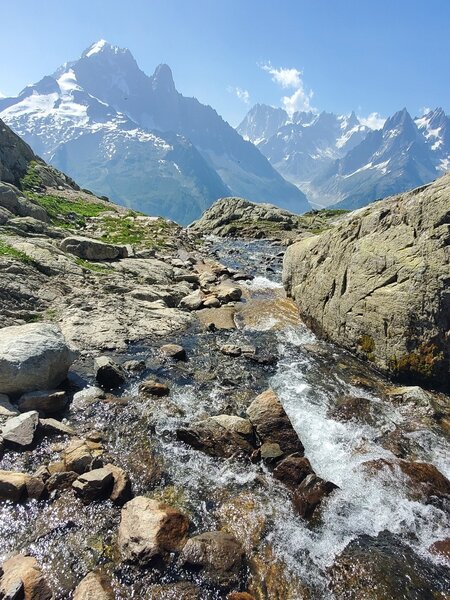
[260,62,314,116]
[0,91,5,98]
[228,85,250,105]
[359,112,386,130]
[419,106,431,116]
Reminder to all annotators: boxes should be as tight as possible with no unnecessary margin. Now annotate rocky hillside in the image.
[189,196,348,241]
[283,172,450,390]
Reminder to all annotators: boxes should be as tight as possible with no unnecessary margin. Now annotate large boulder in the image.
[118,496,189,564]
[60,235,127,261]
[177,415,255,458]
[0,323,75,395]
[0,182,48,222]
[246,389,304,456]
[283,172,450,390]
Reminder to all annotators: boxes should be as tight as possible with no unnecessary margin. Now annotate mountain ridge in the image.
[0,40,309,224]
[238,103,449,209]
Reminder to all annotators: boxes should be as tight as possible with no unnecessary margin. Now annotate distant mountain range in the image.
[0,40,308,224]
[238,104,449,209]
[1,40,448,219]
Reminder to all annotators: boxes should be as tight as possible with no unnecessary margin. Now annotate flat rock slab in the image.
[60,235,127,261]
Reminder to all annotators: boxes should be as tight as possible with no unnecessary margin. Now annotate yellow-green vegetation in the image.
[20,160,43,191]
[390,342,444,380]
[359,334,375,354]
[74,257,112,273]
[26,192,112,228]
[358,334,375,361]
[100,215,178,249]
[0,239,34,264]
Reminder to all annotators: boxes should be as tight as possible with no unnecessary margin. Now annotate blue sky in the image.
[1,0,449,126]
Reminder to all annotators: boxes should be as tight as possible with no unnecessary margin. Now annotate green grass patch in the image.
[0,240,34,264]
[100,216,177,249]
[20,160,43,191]
[75,258,112,273]
[25,192,114,229]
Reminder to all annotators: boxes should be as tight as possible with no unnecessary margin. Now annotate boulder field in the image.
[283,172,450,390]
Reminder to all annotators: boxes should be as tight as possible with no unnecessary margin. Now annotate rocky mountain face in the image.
[239,105,450,209]
[283,171,450,390]
[0,41,308,224]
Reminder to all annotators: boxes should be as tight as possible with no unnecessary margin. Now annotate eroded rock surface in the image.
[283,172,450,389]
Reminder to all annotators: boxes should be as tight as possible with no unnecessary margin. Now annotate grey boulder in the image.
[0,323,75,395]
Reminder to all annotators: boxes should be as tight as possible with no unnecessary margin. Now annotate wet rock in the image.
[217,493,267,554]
[179,531,244,588]
[139,379,170,397]
[1,411,39,446]
[122,359,146,373]
[273,454,314,488]
[248,543,310,600]
[25,476,47,500]
[38,418,75,436]
[149,582,200,599]
[180,290,204,310]
[0,323,75,394]
[62,438,103,474]
[73,571,114,600]
[177,415,255,458]
[94,356,127,390]
[216,285,243,304]
[71,387,105,411]
[293,474,338,519]
[429,537,450,560]
[45,470,78,493]
[17,389,68,414]
[118,496,189,564]
[72,467,114,503]
[203,296,221,308]
[103,463,132,505]
[246,389,304,456]
[60,235,127,261]
[363,458,450,502]
[328,395,376,424]
[160,343,187,361]
[0,555,52,600]
[0,470,29,501]
[329,530,450,600]
[258,442,284,463]
[220,344,242,357]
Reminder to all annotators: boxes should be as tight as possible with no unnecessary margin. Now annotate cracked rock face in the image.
[283,172,450,390]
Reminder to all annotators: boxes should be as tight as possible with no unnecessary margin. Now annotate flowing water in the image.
[0,238,449,598]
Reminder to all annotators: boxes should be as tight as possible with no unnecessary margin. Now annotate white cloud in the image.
[260,62,314,117]
[261,64,302,89]
[359,112,386,130]
[228,85,250,105]
[0,91,5,98]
